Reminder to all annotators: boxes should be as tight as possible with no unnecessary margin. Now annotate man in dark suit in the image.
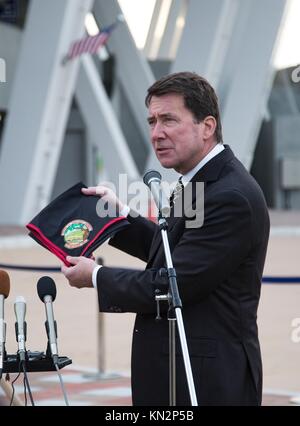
[62,72,270,406]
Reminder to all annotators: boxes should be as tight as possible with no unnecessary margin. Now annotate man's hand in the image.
[82,184,125,212]
[61,256,96,289]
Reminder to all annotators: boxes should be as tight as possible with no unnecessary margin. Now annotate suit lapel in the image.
[146,146,235,267]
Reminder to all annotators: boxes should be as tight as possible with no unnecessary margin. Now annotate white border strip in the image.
[270,227,300,237]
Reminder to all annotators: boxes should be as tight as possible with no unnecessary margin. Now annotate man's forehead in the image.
[148,93,185,114]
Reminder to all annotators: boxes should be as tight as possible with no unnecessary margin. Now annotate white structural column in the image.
[221,0,287,169]
[0,23,22,108]
[76,55,140,183]
[93,0,154,148]
[157,0,188,60]
[144,0,165,59]
[172,0,239,88]
[0,0,94,225]
[144,0,185,60]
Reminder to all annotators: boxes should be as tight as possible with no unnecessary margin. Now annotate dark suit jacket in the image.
[96,145,270,406]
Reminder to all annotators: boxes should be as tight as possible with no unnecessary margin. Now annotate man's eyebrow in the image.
[147,113,176,122]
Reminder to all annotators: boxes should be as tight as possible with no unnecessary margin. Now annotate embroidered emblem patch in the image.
[61,220,93,249]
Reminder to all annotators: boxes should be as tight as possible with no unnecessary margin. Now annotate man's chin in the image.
[157,159,176,169]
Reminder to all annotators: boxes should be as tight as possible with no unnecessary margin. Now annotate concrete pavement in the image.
[0,209,300,405]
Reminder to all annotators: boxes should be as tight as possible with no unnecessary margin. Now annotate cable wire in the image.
[55,362,70,406]
[22,361,35,406]
[23,375,27,406]
[9,362,22,406]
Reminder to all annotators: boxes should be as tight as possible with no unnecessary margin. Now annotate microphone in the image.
[143,170,170,217]
[14,296,27,361]
[0,270,10,378]
[37,276,59,365]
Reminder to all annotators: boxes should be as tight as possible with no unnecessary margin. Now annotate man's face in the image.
[148,94,215,175]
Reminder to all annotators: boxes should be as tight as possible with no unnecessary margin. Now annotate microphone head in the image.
[15,295,26,304]
[37,276,57,302]
[14,296,26,319]
[0,270,10,298]
[143,170,162,187]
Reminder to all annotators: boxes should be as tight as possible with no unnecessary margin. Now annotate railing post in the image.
[83,256,120,380]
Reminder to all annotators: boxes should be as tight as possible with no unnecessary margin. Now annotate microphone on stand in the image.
[37,276,59,365]
[0,270,10,379]
[37,276,70,406]
[143,170,171,217]
[14,296,35,406]
[14,296,27,362]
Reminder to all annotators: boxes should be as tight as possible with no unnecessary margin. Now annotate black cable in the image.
[23,375,27,406]
[22,361,35,406]
[9,362,22,406]
[54,361,70,406]
[0,263,61,272]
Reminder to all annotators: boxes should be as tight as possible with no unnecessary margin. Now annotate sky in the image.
[118,0,156,49]
[272,0,300,69]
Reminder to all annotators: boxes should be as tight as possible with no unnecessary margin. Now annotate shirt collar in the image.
[181,143,225,186]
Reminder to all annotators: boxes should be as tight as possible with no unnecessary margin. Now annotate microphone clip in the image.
[15,321,27,361]
[45,320,58,360]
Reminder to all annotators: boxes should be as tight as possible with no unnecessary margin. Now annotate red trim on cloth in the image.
[26,216,127,267]
[81,216,126,256]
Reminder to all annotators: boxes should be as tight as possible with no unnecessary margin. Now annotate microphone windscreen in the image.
[37,276,57,302]
[143,170,162,187]
[0,270,10,298]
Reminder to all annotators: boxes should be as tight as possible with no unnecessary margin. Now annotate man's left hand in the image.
[61,256,96,289]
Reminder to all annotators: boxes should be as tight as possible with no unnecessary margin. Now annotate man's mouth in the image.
[156,147,172,154]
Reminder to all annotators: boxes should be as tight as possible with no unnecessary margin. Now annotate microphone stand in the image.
[156,212,198,406]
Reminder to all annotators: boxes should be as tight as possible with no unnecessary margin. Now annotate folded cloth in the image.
[26,182,130,266]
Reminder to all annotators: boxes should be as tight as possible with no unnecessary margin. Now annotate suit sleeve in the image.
[108,211,158,262]
[97,190,254,313]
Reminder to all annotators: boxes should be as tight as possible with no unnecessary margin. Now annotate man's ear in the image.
[202,116,217,140]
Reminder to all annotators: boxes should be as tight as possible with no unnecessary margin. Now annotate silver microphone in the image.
[14,296,27,361]
[143,170,170,217]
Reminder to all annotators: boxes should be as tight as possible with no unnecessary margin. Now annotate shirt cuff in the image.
[92,265,102,289]
[120,204,130,217]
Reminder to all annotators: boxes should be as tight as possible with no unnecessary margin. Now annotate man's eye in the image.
[164,117,176,124]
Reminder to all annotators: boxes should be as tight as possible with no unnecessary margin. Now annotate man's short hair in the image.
[145,71,223,143]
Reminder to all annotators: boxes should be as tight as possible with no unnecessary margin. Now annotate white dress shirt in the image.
[181,143,224,187]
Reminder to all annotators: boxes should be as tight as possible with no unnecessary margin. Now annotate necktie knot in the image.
[169,176,184,208]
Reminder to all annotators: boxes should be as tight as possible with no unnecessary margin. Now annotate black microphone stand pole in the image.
[156,212,198,406]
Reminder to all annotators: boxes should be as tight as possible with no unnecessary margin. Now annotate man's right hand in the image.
[82,185,125,212]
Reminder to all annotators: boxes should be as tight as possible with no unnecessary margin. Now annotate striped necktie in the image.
[169,176,184,208]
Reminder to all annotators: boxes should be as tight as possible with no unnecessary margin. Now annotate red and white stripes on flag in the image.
[64,22,118,63]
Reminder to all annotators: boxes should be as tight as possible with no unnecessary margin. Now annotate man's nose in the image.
[151,121,165,140]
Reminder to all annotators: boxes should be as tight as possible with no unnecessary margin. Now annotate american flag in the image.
[63,21,119,63]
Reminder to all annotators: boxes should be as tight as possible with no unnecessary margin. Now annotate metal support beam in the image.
[144,0,164,59]
[144,0,182,60]
[76,55,140,184]
[0,0,94,225]
[158,0,188,60]
[0,23,22,109]
[221,0,287,169]
[93,0,154,150]
[172,0,239,89]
